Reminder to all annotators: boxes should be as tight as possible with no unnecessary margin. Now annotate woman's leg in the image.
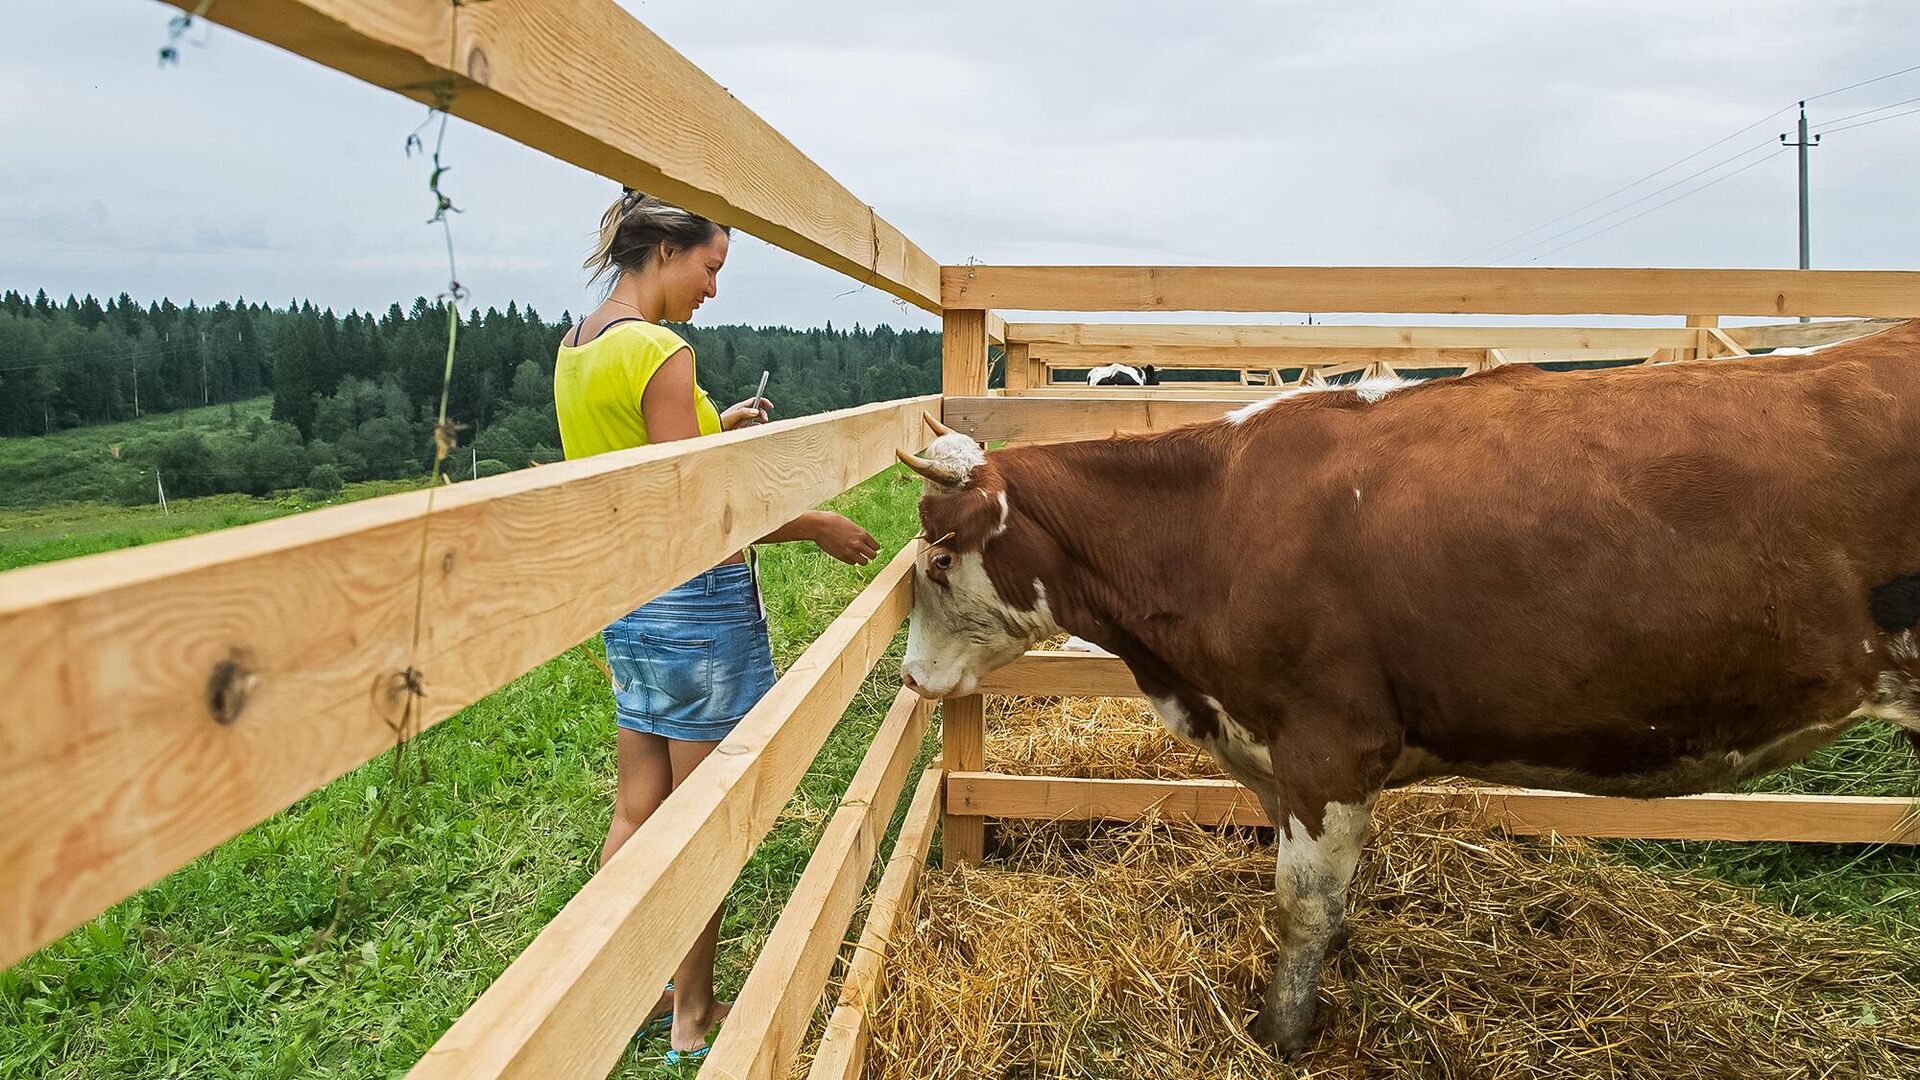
[603,728,676,1024]
[666,736,732,1052]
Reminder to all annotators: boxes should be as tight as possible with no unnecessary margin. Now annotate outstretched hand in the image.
[721,396,773,430]
[813,512,881,566]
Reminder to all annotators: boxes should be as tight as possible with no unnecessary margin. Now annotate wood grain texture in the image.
[165,0,939,310]
[805,767,943,1080]
[1726,318,1906,349]
[703,691,929,1080]
[1008,322,1702,350]
[1030,343,1494,369]
[408,549,915,1080]
[975,650,1143,697]
[941,311,990,399]
[947,266,1920,317]
[941,695,986,867]
[949,773,1920,844]
[0,396,936,969]
[942,395,1241,444]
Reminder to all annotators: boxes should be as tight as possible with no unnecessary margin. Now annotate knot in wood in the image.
[465,45,491,86]
[205,651,258,725]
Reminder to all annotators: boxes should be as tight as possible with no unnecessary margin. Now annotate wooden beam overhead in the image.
[166,0,941,310]
[949,266,1920,318]
[1007,322,1702,350]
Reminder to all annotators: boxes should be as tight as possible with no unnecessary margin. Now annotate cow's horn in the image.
[923,412,957,438]
[896,447,966,487]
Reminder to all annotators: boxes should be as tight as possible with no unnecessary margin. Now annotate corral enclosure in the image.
[6,2,1920,1078]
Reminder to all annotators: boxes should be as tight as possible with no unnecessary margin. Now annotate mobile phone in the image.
[753,370,770,424]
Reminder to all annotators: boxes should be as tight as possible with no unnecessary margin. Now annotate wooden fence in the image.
[3,2,1918,1077]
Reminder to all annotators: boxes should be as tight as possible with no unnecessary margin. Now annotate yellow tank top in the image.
[554,320,723,459]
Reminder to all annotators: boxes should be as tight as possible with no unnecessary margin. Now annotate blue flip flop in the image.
[638,982,674,1038]
[663,1045,710,1066]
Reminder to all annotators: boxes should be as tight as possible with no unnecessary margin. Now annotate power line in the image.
[1456,61,1920,265]
[1523,148,1787,263]
[1493,138,1780,264]
[1816,102,1920,137]
[1804,61,1920,102]
[1814,91,1920,131]
[1452,106,1792,265]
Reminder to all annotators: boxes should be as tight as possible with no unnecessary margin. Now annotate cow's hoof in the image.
[1250,1004,1314,1059]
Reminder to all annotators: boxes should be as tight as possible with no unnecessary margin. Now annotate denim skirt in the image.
[603,562,776,741]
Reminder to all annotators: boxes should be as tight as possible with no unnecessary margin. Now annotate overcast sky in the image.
[3,1,1916,330]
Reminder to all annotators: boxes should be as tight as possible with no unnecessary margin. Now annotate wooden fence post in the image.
[939,308,990,865]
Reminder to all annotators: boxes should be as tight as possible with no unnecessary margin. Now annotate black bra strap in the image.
[572,315,649,347]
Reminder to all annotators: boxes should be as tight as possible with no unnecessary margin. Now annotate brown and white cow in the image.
[896,321,1920,1053]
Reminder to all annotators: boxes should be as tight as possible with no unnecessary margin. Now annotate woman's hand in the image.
[811,513,881,566]
[721,396,773,430]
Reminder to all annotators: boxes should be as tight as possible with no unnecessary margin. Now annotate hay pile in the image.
[986,694,1223,781]
[870,801,1920,1079]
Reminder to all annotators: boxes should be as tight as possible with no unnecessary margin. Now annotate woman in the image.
[555,189,880,1063]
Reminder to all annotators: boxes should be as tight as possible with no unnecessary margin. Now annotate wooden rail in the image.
[1008,323,1704,350]
[946,266,1920,317]
[703,689,930,1080]
[0,396,936,969]
[408,548,915,1080]
[947,773,1920,845]
[168,0,940,311]
[806,767,944,1080]
[942,394,1244,444]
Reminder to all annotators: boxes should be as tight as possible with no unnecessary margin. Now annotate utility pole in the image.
[131,350,140,417]
[1780,100,1821,322]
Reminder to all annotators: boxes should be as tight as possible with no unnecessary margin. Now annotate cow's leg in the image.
[1252,744,1385,1055]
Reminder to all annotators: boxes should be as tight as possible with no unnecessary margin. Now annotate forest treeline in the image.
[0,289,944,506]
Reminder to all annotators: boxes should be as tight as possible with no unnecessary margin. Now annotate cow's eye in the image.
[930,551,954,574]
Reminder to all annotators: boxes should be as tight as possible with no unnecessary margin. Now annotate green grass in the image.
[0,397,278,510]
[4,463,1918,1077]
[0,466,934,1080]
[0,479,423,570]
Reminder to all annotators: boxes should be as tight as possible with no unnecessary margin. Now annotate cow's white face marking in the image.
[1225,373,1414,425]
[902,556,1059,698]
[913,432,988,488]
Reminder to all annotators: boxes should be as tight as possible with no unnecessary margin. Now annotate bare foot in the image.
[668,997,733,1054]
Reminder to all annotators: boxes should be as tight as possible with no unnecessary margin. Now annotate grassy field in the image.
[0,397,280,511]
[3,460,1918,1077]
[0,466,934,1079]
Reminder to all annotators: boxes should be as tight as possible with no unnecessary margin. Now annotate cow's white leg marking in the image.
[1256,797,1375,1054]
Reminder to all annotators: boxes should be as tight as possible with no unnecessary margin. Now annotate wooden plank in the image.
[946,267,1920,318]
[942,395,1242,444]
[805,767,944,1080]
[985,311,1008,344]
[977,650,1142,697]
[942,311,990,401]
[1006,322,1704,350]
[702,690,929,1080]
[1029,343,1492,369]
[949,773,1920,845]
[941,696,986,866]
[1002,343,1031,392]
[1008,387,1287,403]
[1705,328,1749,357]
[1727,318,1905,350]
[407,549,915,1080]
[0,395,937,970]
[168,0,939,311]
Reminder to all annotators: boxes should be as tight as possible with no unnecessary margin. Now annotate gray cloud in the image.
[1,1,1914,329]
